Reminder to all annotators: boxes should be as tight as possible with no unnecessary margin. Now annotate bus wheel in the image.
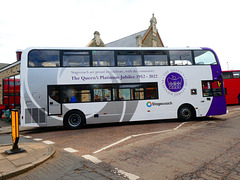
[64,110,85,130]
[178,105,195,121]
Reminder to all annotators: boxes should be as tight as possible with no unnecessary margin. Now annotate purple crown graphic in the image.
[165,73,184,92]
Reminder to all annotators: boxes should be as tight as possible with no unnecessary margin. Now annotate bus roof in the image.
[22,46,204,52]
[223,70,240,72]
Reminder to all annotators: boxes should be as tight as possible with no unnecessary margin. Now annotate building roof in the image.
[0,61,20,73]
[0,63,8,69]
[106,30,146,47]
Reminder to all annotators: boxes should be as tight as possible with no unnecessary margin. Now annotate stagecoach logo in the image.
[146,101,152,107]
[165,72,184,92]
[146,101,173,107]
[162,70,187,96]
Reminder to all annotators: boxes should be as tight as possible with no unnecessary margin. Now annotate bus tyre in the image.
[178,105,195,121]
[64,110,85,130]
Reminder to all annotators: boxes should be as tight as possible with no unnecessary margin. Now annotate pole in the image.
[5,109,25,154]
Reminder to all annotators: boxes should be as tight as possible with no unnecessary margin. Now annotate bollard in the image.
[5,109,25,154]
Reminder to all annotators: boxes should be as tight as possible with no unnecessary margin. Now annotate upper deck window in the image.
[169,51,193,66]
[117,51,142,66]
[233,72,240,78]
[27,49,219,68]
[222,72,233,79]
[194,50,217,65]
[144,51,168,66]
[28,50,60,67]
[63,51,90,67]
[92,51,115,67]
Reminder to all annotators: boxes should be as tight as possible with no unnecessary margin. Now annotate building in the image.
[0,61,20,111]
[0,14,164,112]
[86,14,164,48]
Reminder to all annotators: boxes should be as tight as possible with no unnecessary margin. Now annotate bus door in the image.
[48,85,62,115]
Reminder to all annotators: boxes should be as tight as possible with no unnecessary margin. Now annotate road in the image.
[3,105,240,179]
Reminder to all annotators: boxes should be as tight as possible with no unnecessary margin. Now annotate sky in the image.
[0,0,239,70]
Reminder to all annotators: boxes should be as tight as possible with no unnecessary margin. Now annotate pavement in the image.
[0,142,55,180]
[0,119,125,180]
[0,119,55,180]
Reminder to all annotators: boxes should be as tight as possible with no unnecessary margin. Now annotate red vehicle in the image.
[222,70,240,105]
[2,78,20,109]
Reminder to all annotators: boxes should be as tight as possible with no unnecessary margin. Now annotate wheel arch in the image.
[177,103,196,120]
[63,109,86,129]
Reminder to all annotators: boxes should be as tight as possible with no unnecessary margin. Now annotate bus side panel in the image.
[224,79,240,105]
[21,68,64,127]
[63,102,123,124]
[130,66,214,121]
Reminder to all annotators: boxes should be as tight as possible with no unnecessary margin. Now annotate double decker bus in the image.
[2,78,20,109]
[222,70,240,105]
[20,47,226,129]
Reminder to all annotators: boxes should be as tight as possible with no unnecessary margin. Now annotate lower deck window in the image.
[62,85,91,103]
[119,85,144,100]
[93,84,117,102]
[48,82,158,104]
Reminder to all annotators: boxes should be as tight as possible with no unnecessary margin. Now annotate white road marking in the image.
[116,168,140,180]
[94,136,131,154]
[64,148,78,153]
[43,140,55,145]
[132,129,172,137]
[82,155,102,164]
[33,138,43,141]
[24,136,32,139]
[173,122,187,130]
[94,122,187,154]
[82,154,140,179]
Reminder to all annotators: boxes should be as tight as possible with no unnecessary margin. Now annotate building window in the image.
[2,75,20,109]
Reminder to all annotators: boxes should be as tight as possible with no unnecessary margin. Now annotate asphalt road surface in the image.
[4,105,240,179]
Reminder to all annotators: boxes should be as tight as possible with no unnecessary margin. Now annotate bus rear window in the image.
[194,50,217,65]
[28,50,60,67]
[202,80,223,97]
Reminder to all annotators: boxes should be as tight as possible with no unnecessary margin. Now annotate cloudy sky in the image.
[0,0,239,70]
